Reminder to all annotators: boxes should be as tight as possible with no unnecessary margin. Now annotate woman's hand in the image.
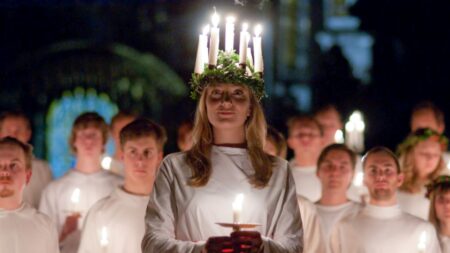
[205,236,234,253]
[231,231,263,253]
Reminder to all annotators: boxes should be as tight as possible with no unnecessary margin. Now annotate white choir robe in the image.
[440,235,450,253]
[23,158,53,208]
[78,187,149,253]
[397,188,429,220]
[289,160,322,202]
[0,203,60,253]
[330,204,441,253]
[316,201,361,253]
[298,196,326,253]
[40,169,122,253]
[142,146,303,253]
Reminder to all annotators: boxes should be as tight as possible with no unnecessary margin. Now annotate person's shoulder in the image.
[22,204,56,228]
[87,193,115,216]
[162,151,187,164]
[272,156,289,171]
[400,211,431,225]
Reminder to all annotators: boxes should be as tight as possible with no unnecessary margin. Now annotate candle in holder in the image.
[208,11,220,67]
[100,226,109,252]
[232,193,244,224]
[417,230,427,253]
[239,23,249,66]
[194,25,209,74]
[225,16,235,53]
[70,188,80,213]
[253,24,263,73]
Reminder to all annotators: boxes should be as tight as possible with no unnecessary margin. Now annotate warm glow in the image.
[242,23,248,32]
[417,230,427,250]
[101,156,112,170]
[100,226,109,247]
[71,188,80,204]
[334,130,344,143]
[226,16,235,24]
[202,25,210,35]
[353,172,364,187]
[211,11,220,27]
[232,193,244,212]
[254,24,262,37]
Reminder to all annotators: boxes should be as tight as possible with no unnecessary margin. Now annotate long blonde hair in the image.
[185,84,274,188]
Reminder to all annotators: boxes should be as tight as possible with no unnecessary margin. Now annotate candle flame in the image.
[226,16,235,23]
[211,11,220,27]
[100,226,109,247]
[417,230,427,250]
[242,23,248,32]
[202,25,210,35]
[71,188,80,204]
[232,193,244,212]
[334,129,344,143]
[254,24,262,36]
[101,156,112,170]
[353,171,364,187]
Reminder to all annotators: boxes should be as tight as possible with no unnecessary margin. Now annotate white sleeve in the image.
[141,157,205,253]
[78,207,101,253]
[39,184,60,233]
[425,223,442,253]
[261,166,303,253]
[298,197,325,253]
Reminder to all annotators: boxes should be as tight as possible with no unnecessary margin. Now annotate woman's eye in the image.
[233,90,244,96]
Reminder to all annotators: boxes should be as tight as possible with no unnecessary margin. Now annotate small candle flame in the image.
[254,24,262,37]
[101,156,112,170]
[232,193,244,212]
[417,230,427,250]
[71,188,80,204]
[100,226,109,247]
[353,172,364,187]
[334,129,344,143]
[226,16,235,23]
[211,11,220,27]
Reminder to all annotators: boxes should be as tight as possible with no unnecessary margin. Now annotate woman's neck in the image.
[75,156,102,174]
[213,127,246,145]
[441,222,450,237]
[319,190,349,206]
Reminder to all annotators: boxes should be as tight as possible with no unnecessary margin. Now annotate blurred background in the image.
[2,0,450,175]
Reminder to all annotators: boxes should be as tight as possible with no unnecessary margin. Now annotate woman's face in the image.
[435,191,450,225]
[413,138,442,178]
[205,83,251,132]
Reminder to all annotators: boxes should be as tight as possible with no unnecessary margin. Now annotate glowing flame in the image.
[71,188,80,204]
[254,24,262,37]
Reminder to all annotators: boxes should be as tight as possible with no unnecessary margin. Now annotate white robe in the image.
[78,187,149,253]
[440,235,450,253]
[142,146,303,253]
[0,203,59,253]
[298,196,326,253]
[397,188,429,220]
[40,169,122,253]
[330,204,441,253]
[289,160,322,202]
[316,201,361,253]
[23,158,53,208]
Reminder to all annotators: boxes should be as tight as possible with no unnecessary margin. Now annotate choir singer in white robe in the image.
[330,146,441,253]
[0,137,59,253]
[142,60,303,252]
[78,118,166,253]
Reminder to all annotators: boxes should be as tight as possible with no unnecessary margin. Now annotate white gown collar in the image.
[363,203,402,219]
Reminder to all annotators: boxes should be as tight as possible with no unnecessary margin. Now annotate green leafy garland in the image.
[190,50,265,100]
[426,175,450,198]
[396,128,448,155]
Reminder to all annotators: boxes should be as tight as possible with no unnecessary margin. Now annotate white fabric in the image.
[330,204,441,253]
[298,196,325,253]
[142,146,303,253]
[440,235,450,253]
[23,158,53,208]
[78,187,149,253]
[109,157,125,177]
[316,201,361,253]
[289,160,322,202]
[0,203,59,253]
[40,169,122,253]
[397,188,430,220]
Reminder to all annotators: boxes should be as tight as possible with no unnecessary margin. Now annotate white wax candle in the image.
[208,12,220,66]
[225,16,235,53]
[253,24,263,73]
[194,26,209,74]
[247,47,253,68]
[239,23,249,65]
[232,193,244,224]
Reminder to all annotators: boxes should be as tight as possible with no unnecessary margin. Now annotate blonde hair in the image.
[185,84,274,188]
[399,143,445,193]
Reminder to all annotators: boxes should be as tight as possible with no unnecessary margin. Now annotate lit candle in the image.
[208,11,220,66]
[345,111,365,153]
[100,226,109,252]
[417,230,427,253]
[239,23,249,66]
[101,156,112,170]
[70,188,80,213]
[334,129,344,144]
[232,193,244,224]
[194,25,209,74]
[225,16,235,53]
[253,24,263,73]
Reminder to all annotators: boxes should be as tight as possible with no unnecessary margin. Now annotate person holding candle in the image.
[264,125,325,253]
[39,112,122,253]
[330,146,441,253]
[397,128,447,220]
[0,137,59,253]
[315,144,361,253]
[78,118,166,253]
[143,41,302,252]
[0,110,53,208]
[427,175,450,252]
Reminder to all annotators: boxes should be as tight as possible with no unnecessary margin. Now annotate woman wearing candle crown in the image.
[142,51,302,253]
